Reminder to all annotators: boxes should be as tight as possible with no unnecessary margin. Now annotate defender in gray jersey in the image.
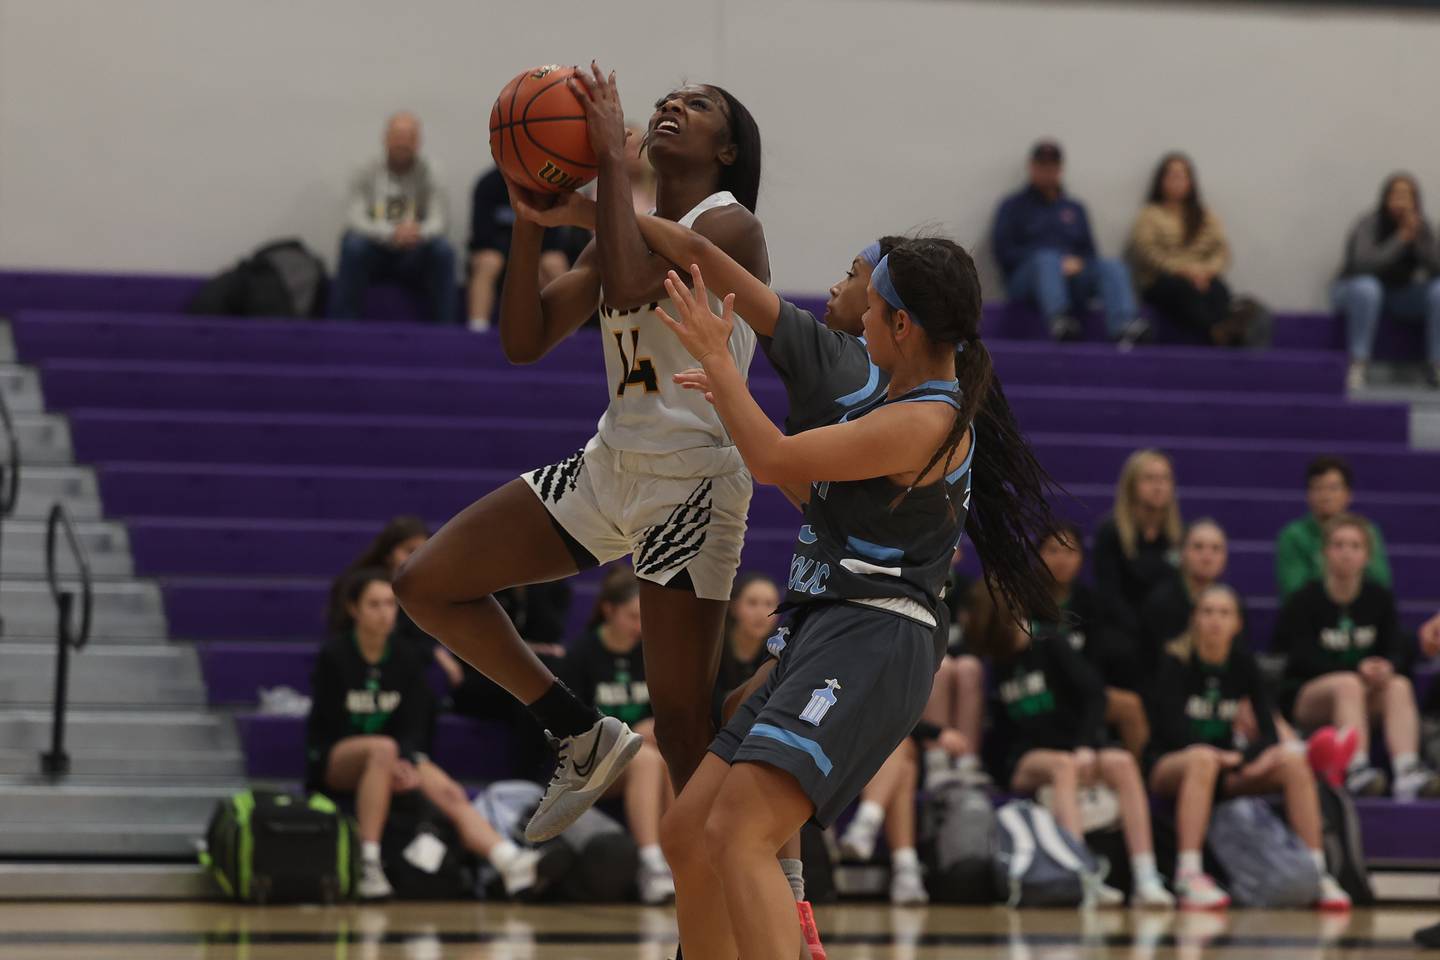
[603,222,1069,957]
[393,63,769,848]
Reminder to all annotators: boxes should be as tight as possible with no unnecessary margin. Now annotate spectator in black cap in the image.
[991,140,1147,345]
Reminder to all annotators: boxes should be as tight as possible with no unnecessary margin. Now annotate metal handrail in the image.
[40,501,93,779]
[45,502,93,649]
[0,388,18,637]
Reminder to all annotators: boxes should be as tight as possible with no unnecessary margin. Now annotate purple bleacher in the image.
[38,361,1402,442]
[13,310,1349,395]
[62,411,1438,490]
[234,713,521,781]
[93,464,1440,545]
[0,270,439,325]
[124,517,1438,601]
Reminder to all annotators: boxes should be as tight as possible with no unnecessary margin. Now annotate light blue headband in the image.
[871,253,965,353]
[857,242,883,268]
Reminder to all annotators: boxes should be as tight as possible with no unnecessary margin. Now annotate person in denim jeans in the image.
[331,112,458,325]
[1331,173,1440,389]
[992,140,1145,345]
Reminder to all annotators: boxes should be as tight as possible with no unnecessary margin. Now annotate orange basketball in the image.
[489,65,598,194]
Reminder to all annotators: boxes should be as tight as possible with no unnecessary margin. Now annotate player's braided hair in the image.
[884,237,1066,623]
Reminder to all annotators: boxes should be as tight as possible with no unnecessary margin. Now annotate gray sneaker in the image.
[525,715,643,842]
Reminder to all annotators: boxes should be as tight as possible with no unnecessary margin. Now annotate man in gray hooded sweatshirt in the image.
[331,111,457,324]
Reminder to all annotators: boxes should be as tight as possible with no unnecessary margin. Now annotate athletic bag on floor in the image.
[1208,797,1320,908]
[992,800,1101,907]
[920,780,997,903]
[381,793,474,900]
[201,790,357,904]
[1314,781,1375,905]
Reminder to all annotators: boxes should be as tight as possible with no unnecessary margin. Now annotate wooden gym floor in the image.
[0,903,1435,959]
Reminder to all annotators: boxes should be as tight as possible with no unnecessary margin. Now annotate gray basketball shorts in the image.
[709,601,944,827]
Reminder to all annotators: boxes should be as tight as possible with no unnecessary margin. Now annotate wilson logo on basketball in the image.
[537,161,584,191]
[530,65,562,79]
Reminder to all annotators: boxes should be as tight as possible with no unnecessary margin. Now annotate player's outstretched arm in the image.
[659,265,959,487]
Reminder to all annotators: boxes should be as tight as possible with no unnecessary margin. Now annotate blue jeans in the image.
[1331,275,1440,364]
[330,231,459,324]
[1006,250,1139,337]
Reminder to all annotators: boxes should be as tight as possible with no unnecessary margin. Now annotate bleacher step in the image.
[0,363,43,413]
[5,465,102,522]
[0,643,205,707]
[0,709,238,753]
[0,862,211,900]
[8,413,73,466]
[0,518,134,579]
[0,579,167,639]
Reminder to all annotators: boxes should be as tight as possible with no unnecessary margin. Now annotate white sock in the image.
[956,754,979,774]
[488,840,520,871]
[924,748,951,777]
[1131,852,1159,885]
[1309,848,1327,873]
[1178,850,1203,877]
[1347,751,1367,773]
[892,847,920,871]
[779,858,805,902]
[1394,752,1419,774]
[362,841,381,866]
[639,844,668,872]
[852,801,885,832]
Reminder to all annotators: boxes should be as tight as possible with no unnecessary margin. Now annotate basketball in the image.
[489,65,598,194]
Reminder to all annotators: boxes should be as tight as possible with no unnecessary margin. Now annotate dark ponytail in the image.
[885,237,1066,624]
[707,85,762,213]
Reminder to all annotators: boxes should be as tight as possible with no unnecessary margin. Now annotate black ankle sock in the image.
[527,679,599,740]
[1417,921,1440,949]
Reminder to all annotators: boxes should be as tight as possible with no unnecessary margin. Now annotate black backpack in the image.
[920,781,998,903]
[1315,781,1375,905]
[187,238,328,318]
[201,790,357,904]
[380,793,475,900]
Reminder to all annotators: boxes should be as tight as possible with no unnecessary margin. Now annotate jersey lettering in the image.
[612,328,660,396]
[788,554,830,595]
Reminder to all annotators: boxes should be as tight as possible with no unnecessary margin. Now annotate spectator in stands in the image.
[1140,519,1239,677]
[715,572,780,695]
[306,569,552,900]
[1035,523,1149,758]
[1275,456,1392,600]
[331,112,457,326]
[1332,173,1440,389]
[563,567,676,904]
[1276,515,1440,800]
[1093,449,1183,647]
[836,733,961,905]
[466,167,572,331]
[991,139,1146,345]
[1128,153,1240,345]
[920,649,988,786]
[972,586,1174,908]
[1146,584,1351,911]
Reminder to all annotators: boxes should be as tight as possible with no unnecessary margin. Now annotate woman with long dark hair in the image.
[1129,153,1237,344]
[393,62,769,844]
[1331,173,1440,389]
[521,213,1063,951]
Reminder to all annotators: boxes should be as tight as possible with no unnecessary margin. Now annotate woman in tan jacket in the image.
[1129,153,1240,345]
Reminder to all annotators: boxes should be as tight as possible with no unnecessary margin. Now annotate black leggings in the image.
[1143,272,1232,339]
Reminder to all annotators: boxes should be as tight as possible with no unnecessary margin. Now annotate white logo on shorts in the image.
[800,679,841,726]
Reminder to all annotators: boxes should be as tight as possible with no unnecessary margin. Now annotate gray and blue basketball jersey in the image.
[761,299,971,623]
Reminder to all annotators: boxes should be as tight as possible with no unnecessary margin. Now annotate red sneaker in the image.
[797,901,827,960]
[1308,726,1358,788]
[1307,726,1341,787]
